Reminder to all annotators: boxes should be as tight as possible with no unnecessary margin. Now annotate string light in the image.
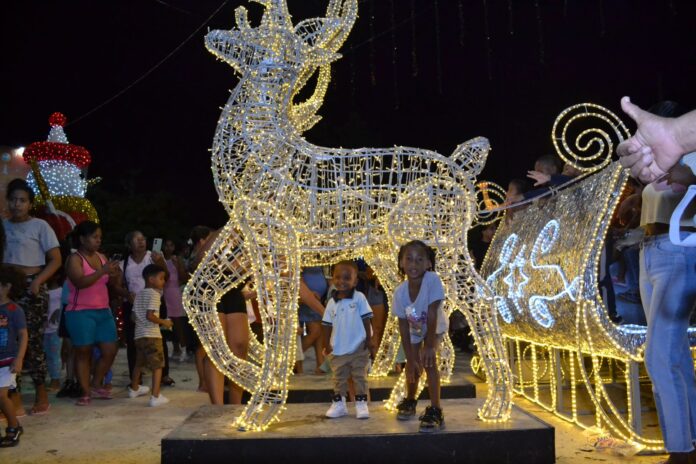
[479,103,691,450]
[183,0,512,431]
[26,160,88,197]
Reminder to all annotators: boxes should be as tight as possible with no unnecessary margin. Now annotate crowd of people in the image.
[0,184,454,448]
[0,97,695,460]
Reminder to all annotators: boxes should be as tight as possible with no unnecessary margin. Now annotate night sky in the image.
[2,0,696,239]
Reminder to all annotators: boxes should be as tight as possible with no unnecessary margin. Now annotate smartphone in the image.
[111,253,123,262]
[152,238,163,254]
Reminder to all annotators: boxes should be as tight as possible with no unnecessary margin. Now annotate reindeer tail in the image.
[450,136,490,177]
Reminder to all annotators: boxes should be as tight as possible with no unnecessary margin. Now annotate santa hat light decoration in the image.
[24,112,91,197]
[22,113,99,235]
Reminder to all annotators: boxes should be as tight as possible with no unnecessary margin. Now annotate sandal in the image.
[75,396,91,406]
[91,387,113,400]
[0,425,23,447]
[30,403,50,415]
[161,376,176,387]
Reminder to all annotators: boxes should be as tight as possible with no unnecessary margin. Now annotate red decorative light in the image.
[23,113,91,168]
[23,141,92,168]
[48,112,67,127]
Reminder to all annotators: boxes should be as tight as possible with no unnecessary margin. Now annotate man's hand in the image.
[617,97,685,182]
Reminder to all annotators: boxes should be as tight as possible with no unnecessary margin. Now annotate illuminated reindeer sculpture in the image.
[183,0,512,431]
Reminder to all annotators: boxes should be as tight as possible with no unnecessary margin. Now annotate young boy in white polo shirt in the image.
[322,260,375,419]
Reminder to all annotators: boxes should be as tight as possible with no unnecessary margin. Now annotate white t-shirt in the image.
[120,251,154,296]
[321,290,372,356]
[3,217,59,267]
[640,182,696,227]
[133,288,162,340]
[392,271,447,344]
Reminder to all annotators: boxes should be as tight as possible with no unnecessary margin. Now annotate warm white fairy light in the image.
[183,0,512,431]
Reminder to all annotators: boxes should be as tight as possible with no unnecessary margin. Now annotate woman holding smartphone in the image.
[64,221,120,405]
[114,231,171,385]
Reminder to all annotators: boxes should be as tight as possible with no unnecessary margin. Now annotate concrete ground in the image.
[1,342,670,464]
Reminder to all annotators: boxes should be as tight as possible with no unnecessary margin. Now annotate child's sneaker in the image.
[128,385,150,398]
[149,394,170,407]
[355,394,369,419]
[418,405,445,433]
[325,394,348,418]
[396,398,417,420]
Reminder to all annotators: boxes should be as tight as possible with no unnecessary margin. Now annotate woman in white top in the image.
[2,178,61,415]
[115,231,169,385]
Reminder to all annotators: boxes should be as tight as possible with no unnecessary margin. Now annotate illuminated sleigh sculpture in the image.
[183,0,513,431]
[479,103,696,449]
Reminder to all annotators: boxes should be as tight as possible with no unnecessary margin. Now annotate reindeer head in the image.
[206,1,357,130]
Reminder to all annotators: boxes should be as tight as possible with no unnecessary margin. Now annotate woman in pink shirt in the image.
[64,221,120,406]
[162,239,189,360]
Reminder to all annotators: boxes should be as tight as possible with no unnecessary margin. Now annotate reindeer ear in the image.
[235,6,252,33]
[294,18,341,47]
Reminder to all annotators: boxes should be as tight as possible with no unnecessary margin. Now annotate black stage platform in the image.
[229,371,476,404]
[162,398,555,464]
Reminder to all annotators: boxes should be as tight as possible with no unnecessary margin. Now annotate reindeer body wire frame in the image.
[183,0,512,431]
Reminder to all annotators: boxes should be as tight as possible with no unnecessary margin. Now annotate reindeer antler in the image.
[288,0,358,132]
[252,0,293,29]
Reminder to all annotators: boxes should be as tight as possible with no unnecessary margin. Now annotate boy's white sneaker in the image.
[149,394,170,407]
[128,385,150,398]
[325,395,348,418]
[355,398,370,419]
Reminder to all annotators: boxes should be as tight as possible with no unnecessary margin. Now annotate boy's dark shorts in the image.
[135,337,165,371]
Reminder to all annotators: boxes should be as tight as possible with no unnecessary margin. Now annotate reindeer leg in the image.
[183,219,261,392]
[233,203,300,431]
[364,246,402,378]
[453,255,513,421]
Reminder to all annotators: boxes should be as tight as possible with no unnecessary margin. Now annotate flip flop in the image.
[30,403,51,415]
[91,388,113,400]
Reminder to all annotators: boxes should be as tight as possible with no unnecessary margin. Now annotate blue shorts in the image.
[64,309,117,346]
[298,304,322,323]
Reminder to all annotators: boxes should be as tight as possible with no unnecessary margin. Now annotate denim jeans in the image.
[640,233,696,452]
[43,331,62,381]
